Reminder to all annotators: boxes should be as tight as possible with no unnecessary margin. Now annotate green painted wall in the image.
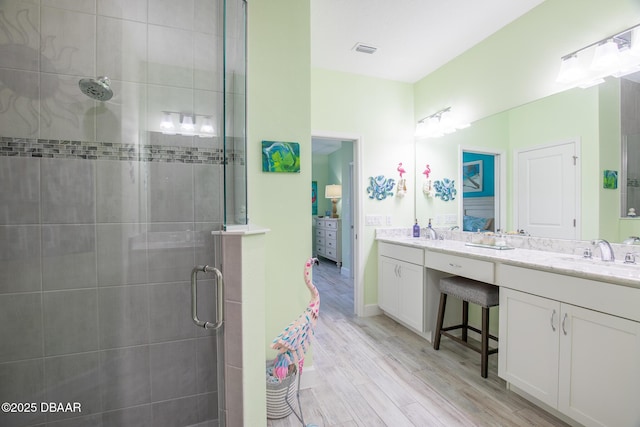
[312,155,330,215]
[311,69,415,306]
[247,0,313,383]
[508,87,601,238]
[413,0,640,126]
[306,1,640,326]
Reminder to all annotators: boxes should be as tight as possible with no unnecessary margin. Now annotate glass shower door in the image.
[0,1,245,426]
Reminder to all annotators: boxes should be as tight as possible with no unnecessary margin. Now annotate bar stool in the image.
[433,275,499,378]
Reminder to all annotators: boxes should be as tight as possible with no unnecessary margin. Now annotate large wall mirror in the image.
[415,78,640,243]
[621,74,640,220]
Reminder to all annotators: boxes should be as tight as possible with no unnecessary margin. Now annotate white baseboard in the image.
[298,365,317,389]
[362,304,382,317]
[340,267,351,278]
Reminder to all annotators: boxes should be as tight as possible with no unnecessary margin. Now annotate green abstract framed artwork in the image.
[603,170,618,189]
[261,141,300,173]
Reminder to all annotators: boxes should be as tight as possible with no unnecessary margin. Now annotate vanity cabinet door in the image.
[558,305,640,427]
[396,260,424,332]
[378,256,400,316]
[499,288,560,408]
[378,254,425,332]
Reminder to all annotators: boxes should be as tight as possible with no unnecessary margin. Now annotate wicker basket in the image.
[266,363,297,419]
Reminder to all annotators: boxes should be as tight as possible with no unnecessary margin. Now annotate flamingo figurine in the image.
[397,162,406,178]
[423,164,431,179]
[270,257,320,426]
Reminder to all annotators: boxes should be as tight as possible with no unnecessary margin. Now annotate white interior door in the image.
[515,141,579,239]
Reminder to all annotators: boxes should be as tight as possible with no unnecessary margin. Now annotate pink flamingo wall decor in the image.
[397,162,406,178]
[423,164,431,179]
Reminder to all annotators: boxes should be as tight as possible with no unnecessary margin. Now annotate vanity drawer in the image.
[425,251,494,284]
[326,239,337,249]
[315,229,325,238]
[326,230,337,240]
[378,242,424,265]
[326,247,337,258]
[315,237,325,246]
[315,218,326,227]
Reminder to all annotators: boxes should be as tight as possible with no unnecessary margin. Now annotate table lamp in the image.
[325,184,342,218]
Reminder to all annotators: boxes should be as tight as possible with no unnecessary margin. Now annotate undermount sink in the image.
[554,256,640,277]
[558,256,639,266]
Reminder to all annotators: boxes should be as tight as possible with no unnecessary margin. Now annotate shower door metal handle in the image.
[191,265,224,330]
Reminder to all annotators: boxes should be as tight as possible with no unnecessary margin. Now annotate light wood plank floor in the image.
[267,260,570,427]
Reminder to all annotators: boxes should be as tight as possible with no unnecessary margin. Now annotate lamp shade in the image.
[591,40,621,72]
[325,184,342,199]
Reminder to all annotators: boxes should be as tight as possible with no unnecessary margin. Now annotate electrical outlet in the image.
[444,214,458,224]
[365,214,384,226]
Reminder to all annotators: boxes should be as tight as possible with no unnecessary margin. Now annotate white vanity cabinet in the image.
[498,267,640,427]
[378,242,425,332]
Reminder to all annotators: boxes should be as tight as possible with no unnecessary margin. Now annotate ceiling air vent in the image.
[353,42,377,54]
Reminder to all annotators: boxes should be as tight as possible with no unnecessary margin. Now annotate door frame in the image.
[312,130,363,316]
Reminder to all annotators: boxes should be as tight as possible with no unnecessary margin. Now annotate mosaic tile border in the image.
[0,136,245,165]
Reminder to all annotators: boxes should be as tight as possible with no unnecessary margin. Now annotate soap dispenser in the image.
[413,219,420,237]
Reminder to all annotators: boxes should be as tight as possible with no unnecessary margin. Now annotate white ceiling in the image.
[311,0,544,154]
[311,0,544,84]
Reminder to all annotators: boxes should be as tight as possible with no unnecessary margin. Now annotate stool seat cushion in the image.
[439,276,499,307]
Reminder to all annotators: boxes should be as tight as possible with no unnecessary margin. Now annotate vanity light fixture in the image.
[415,107,470,139]
[160,111,216,138]
[556,23,640,89]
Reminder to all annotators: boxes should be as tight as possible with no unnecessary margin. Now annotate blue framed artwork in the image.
[262,141,300,173]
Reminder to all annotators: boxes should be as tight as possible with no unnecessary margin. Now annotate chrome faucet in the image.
[591,239,615,262]
[426,218,438,240]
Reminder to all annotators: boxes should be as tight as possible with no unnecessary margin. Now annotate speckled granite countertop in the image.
[376,229,640,290]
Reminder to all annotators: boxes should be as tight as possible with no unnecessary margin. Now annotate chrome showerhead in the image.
[78,76,113,101]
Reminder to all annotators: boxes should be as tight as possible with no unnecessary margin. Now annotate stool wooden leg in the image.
[481,306,489,378]
[462,300,469,342]
[433,293,447,350]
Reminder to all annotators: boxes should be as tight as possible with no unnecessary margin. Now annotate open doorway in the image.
[311,134,362,316]
[460,146,506,233]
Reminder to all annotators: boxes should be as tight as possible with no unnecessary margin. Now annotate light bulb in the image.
[160,112,175,133]
[181,114,195,132]
[200,117,214,134]
[556,55,586,84]
[591,40,621,72]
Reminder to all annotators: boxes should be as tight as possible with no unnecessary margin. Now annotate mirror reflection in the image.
[416,78,640,243]
[461,151,498,233]
[621,73,640,220]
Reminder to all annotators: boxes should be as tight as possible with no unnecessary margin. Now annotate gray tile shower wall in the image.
[0,0,240,423]
[0,153,223,427]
